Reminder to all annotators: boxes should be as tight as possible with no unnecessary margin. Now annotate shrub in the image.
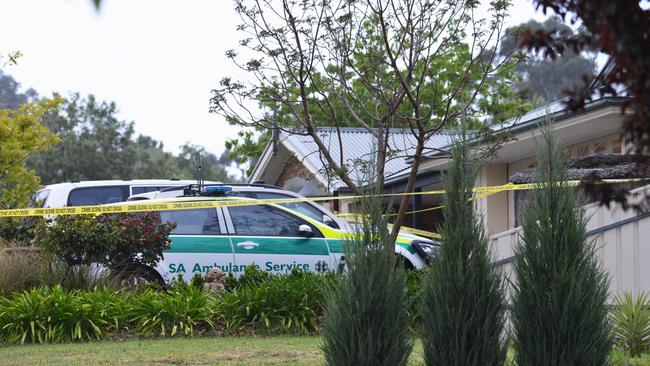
[0,248,42,296]
[0,286,125,344]
[217,270,330,334]
[421,138,507,366]
[42,212,175,273]
[101,212,175,270]
[0,248,114,295]
[610,292,650,357]
[511,129,611,366]
[224,265,273,291]
[129,280,214,337]
[189,272,205,290]
[37,257,116,291]
[321,184,412,366]
[405,268,426,328]
[0,216,46,246]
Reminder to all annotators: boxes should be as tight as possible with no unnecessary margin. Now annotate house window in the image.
[514,190,530,227]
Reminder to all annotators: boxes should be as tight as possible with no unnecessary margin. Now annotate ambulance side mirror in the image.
[323,215,335,227]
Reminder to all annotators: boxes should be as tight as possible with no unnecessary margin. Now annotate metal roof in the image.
[277,127,455,190]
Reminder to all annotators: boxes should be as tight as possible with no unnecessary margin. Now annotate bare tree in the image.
[211,0,522,241]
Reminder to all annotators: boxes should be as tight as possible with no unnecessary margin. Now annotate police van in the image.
[128,190,438,283]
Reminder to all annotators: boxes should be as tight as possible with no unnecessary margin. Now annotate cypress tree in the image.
[421,138,508,366]
[321,183,412,366]
[512,129,611,365]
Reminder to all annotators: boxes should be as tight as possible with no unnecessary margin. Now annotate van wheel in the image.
[112,265,164,288]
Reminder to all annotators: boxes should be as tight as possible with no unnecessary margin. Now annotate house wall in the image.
[478,132,625,233]
[490,184,650,299]
[476,164,509,235]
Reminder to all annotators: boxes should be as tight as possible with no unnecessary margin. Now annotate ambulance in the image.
[128,187,439,283]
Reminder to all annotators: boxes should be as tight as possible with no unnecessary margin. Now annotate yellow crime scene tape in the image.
[0,178,643,219]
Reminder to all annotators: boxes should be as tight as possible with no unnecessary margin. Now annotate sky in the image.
[1,0,548,159]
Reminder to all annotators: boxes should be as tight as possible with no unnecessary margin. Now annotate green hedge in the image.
[0,268,422,345]
[0,268,340,344]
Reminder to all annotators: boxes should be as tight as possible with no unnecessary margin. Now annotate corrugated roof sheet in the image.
[279,127,454,189]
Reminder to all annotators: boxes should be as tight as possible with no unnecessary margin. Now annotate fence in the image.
[490,184,650,298]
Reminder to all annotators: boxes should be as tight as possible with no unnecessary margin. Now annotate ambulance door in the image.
[157,208,235,282]
[224,205,331,275]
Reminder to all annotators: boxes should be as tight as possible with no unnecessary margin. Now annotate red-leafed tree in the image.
[519,0,650,207]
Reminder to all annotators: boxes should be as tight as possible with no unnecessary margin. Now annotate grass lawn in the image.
[0,336,424,366]
[0,336,649,366]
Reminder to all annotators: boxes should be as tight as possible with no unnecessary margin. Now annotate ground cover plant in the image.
[0,267,337,344]
[217,268,334,335]
[129,280,214,337]
[0,286,128,344]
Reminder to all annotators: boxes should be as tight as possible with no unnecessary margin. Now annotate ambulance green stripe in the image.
[166,236,232,253]
[319,239,415,255]
[165,235,415,255]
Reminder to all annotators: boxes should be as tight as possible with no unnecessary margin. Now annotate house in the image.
[251,96,649,296]
[249,127,454,229]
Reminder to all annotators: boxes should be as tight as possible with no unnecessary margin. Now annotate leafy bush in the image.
[101,213,175,270]
[0,98,61,243]
[610,292,650,357]
[0,286,126,344]
[42,212,175,271]
[129,280,214,337]
[217,270,331,334]
[0,216,46,246]
[38,258,116,291]
[41,215,113,266]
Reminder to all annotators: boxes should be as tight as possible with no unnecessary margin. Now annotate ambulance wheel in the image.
[396,255,415,270]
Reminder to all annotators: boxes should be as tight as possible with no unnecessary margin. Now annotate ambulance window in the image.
[254,192,338,229]
[160,209,220,235]
[67,186,129,206]
[229,205,321,237]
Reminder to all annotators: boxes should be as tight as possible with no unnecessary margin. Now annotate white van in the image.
[35,180,219,208]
